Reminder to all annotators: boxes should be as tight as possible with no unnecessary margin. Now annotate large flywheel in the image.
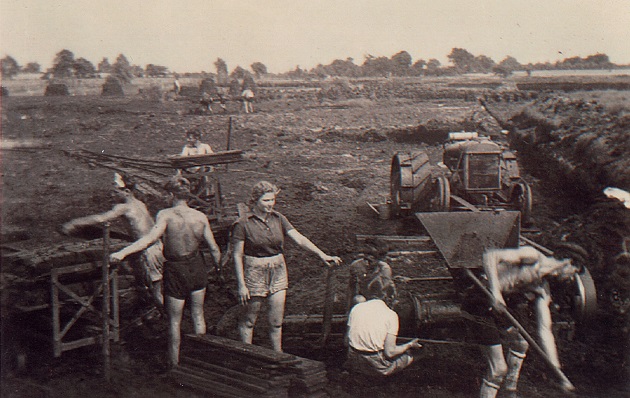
[391,151,434,216]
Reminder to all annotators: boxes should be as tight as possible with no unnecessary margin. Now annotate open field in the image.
[1,75,629,397]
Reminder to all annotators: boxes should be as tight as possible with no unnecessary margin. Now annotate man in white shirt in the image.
[345,278,422,376]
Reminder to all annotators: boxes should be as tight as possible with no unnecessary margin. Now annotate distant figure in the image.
[62,173,165,307]
[241,89,255,113]
[199,92,214,113]
[173,76,181,95]
[110,177,221,367]
[345,276,423,377]
[179,129,214,198]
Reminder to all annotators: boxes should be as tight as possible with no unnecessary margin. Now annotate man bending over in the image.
[476,246,578,398]
[62,173,165,307]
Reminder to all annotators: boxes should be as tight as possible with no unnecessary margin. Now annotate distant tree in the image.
[583,53,613,69]
[22,62,41,74]
[130,65,144,77]
[286,65,307,79]
[474,55,496,73]
[425,58,442,75]
[230,65,248,80]
[311,64,328,79]
[1,55,20,79]
[492,56,519,77]
[447,48,475,73]
[145,64,169,77]
[111,54,134,84]
[250,62,268,78]
[410,59,427,76]
[315,58,359,77]
[73,57,97,78]
[228,78,241,97]
[51,49,75,78]
[390,51,412,76]
[242,73,257,92]
[98,57,112,73]
[215,58,228,84]
[362,55,392,77]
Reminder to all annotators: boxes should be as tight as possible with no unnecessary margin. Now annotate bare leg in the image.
[268,290,287,352]
[239,297,263,344]
[165,295,185,367]
[481,344,507,398]
[503,326,529,392]
[152,280,164,307]
[190,288,206,335]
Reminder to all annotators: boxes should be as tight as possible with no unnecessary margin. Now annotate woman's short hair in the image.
[250,180,280,204]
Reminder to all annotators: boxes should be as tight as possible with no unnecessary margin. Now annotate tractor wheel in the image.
[513,182,532,225]
[430,175,451,212]
[390,163,403,218]
[551,242,597,323]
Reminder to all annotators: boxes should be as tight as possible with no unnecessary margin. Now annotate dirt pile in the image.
[507,95,630,346]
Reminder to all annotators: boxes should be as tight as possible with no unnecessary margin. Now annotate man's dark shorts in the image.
[460,288,532,346]
[163,252,206,300]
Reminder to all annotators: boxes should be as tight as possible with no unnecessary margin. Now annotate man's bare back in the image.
[159,205,214,259]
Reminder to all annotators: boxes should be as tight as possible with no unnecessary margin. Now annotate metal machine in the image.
[391,132,533,223]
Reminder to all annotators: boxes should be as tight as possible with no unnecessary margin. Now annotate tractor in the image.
[390,131,533,223]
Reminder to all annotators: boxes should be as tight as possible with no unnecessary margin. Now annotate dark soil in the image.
[1,87,628,397]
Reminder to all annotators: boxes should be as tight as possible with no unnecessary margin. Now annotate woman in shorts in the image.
[233,180,342,352]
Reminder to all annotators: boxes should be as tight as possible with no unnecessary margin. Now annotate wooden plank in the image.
[356,235,431,243]
[179,356,290,390]
[184,334,299,364]
[169,150,244,168]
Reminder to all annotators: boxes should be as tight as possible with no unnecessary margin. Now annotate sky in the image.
[1,0,629,74]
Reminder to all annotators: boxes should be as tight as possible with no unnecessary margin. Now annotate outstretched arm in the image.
[202,218,221,266]
[286,229,342,266]
[110,213,167,262]
[383,334,422,359]
[62,204,127,234]
[483,250,507,308]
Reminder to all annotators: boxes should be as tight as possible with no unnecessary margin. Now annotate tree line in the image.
[1,47,624,81]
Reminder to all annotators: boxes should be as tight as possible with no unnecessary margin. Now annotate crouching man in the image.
[345,277,423,377]
[472,246,578,398]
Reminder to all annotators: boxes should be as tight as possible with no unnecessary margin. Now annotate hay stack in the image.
[199,78,218,96]
[44,83,69,96]
[101,76,124,96]
[139,84,163,102]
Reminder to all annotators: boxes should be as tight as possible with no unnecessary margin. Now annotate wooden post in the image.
[321,267,334,347]
[102,222,111,381]
[226,117,233,172]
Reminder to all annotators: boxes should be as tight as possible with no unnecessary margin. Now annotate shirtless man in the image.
[478,246,577,398]
[347,238,395,311]
[110,177,221,367]
[179,129,214,197]
[62,173,165,306]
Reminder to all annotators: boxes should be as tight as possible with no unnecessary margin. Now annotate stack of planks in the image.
[173,334,329,398]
